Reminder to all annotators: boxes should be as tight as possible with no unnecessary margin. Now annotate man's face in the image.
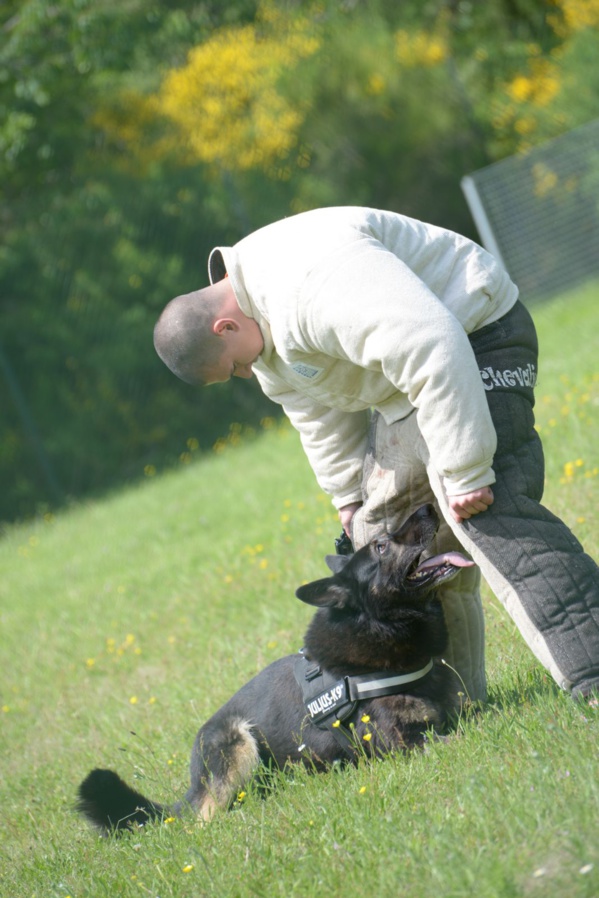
[204,319,264,385]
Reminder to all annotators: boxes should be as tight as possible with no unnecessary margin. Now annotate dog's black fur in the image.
[77,504,470,832]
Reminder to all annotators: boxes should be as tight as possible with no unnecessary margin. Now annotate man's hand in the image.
[448,487,494,523]
[339,501,363,536]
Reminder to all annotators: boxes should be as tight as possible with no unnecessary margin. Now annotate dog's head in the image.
[296,504,474,616]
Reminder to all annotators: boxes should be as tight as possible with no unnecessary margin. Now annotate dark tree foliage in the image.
[0,0,273,523]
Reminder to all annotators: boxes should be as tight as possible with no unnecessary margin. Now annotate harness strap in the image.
[346,660,434,701]
[293,651,434,758]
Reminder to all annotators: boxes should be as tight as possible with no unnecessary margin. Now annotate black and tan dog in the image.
[77,503,473,832]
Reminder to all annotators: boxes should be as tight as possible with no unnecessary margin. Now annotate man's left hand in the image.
[339,501,363,536]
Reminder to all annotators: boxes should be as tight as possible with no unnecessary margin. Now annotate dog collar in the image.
[294,651,434,729]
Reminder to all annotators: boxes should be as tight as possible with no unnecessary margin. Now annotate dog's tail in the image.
[77,768,166,833]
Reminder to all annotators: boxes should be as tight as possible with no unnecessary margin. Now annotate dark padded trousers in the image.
[352,300,599,701]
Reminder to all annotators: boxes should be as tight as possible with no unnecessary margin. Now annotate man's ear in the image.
[212,317,240,337]
[295,577,352,609]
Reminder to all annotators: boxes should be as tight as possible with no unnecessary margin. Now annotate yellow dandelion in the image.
[86,658,96,668]
[164,816,176,824]
[575,458,584,467]
[361,714,370,723]
[359,786,367,794]
[259,558,268,570]
[363,732,372,742]
[332,720,341,728]
[182,864,194,873]
[148,696,157,705]
[129,696,138,705]
[237,791,247,802]
[2,705,10,713]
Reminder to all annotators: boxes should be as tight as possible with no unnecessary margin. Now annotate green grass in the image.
[1,283,598,898]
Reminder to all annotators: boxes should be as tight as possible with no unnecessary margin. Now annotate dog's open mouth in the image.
[407,551,475,586]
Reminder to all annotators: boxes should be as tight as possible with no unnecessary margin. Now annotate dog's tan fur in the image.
[191,719,260,820]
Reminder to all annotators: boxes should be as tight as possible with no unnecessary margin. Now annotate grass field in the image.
[1,283,598,898]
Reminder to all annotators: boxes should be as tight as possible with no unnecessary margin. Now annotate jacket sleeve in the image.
[300,236,497,496]
[254,368,370,509]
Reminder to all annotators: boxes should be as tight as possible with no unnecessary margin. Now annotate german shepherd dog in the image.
[77,504,473,832]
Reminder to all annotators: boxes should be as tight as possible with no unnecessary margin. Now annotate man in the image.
[154,206,599,704]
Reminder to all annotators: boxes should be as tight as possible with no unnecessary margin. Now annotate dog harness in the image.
[293,650,434,757]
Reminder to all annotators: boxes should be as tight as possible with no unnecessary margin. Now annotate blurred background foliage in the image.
[1,0,598,523]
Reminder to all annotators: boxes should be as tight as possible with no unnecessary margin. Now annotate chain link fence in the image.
[461,119,599,302]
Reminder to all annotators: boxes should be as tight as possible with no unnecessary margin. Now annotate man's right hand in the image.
[448,487,494,523]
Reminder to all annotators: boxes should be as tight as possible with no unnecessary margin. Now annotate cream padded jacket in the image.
[208,207,519,508]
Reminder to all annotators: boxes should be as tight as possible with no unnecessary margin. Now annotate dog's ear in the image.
[295,578,352,609]
[325,554,352,574]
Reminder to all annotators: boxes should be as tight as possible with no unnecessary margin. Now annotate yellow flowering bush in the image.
[506,60,560,108]
[395,29,448,68]
[548,0,599,37]
[97,2,320,175]
[490,0,599,152]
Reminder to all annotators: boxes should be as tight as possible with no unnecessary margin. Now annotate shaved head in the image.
[153,284,227,385]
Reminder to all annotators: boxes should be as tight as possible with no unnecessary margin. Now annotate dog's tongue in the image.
[416,552,475,571]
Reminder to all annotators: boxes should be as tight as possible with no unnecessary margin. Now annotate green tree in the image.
[3,0,597,523]
[0,0,274,523]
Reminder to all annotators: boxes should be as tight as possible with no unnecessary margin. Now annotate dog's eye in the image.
[375,541,388,555]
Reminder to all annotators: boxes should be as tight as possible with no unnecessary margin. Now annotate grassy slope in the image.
[0,283,597,898]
